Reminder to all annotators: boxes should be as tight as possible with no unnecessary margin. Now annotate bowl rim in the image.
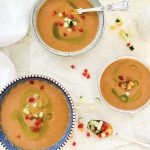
[0,74,75,150]
[31,0,105,57]
[98,55,150,114]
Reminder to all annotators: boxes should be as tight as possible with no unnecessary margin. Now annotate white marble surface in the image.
[0,0,150,150]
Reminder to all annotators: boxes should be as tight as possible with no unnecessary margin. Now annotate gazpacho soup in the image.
[37,0,99,52]
[100,58,150,111]
[0,79,70,150]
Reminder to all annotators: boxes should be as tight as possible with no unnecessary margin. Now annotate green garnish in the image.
[116,18,121,23]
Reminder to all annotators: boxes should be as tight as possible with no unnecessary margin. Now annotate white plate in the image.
[0,52,17,90]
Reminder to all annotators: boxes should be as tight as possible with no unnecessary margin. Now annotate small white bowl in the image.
[31,0,104,57]
[98,56,150,114]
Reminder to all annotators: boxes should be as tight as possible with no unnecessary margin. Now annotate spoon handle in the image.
[116,132,150,149]
[77,0,129,14]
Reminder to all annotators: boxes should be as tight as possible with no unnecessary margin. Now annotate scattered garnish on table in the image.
[70,64,76,69]
[87,120,113,138]
[110,17,135,51]
[72,141,77,147]
[82,68,91,79]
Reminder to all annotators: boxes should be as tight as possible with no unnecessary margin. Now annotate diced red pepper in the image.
[32,126,40,132]
[126,43,131,47]
[118,75,124,80]
[68,15,74,19]
[105,132,109,137]
[72,141,76,146]
[81,15,85,20]
[78,27,84,32]
[63,32,67,37]
[97,133,102,138]
[78,123,84,129]
[35,118,43,127]
[70,65,75,69]
[29,97,35,103]
[86,132,90,137]
[59,22,64,27]
[62,11,66,17]
[87,74,90,79]
[40,85,44,90]
[29,80,34,85]
[71,27,76,32]
[52,10,57,16]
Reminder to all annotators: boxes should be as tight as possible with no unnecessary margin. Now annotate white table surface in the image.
[0,0,150,150]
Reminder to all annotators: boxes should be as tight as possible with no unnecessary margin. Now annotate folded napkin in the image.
[0,0,36,47]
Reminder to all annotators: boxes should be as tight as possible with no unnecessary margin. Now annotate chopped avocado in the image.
[120,95,128,102]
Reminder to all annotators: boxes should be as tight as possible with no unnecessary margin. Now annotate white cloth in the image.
[0,0,36,47]
[0,0,150,150]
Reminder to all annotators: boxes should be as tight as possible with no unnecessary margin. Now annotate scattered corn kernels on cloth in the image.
[0,0,36,47]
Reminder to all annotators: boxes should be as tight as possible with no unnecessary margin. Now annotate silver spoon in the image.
[87,120,150,149]
[76,0,129,15]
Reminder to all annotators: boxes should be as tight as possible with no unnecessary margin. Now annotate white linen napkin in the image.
[0,0,36,47]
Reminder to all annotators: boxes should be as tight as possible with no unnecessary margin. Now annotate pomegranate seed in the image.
[40,85,44,90]
[87,74,90,79]
[68,15,74,19]
[78,27,84,32]
[78,123,84,129]
[127,43,131,47]
[29,97,35,103]
[105,132,109,137]
[86,132,90,137]
[71,27,76,32]
[72,141,76,146]
[62,11,66,17]
[119,75,124,80]
[97,133,102,138]
[70,65,75,69]
[81,15,85,20]
[63,33,67,37]
[29,80,34,85]
[52,10,57,16]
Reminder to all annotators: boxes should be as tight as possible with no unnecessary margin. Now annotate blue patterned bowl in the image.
[0,75,75,150]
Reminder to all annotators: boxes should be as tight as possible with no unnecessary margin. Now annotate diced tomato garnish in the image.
[81,15,85,20]
[86,132,90,137]
[68,15,74,19]
[78,123,84,129]
[25,115,29,120]
[40,85,44,90]
[70,65,75,69]
[29,97,35,103]
[63,32,67,37]
[82,72,87,77]
[118,75,124,80]
[78,27,84,32]
[52,10,57,16]
[59,22,64,27]
[105,132,109,137]
[62,11,66,17]
[71,27,76,32]
[72,141,76,146]
[29,80,34,85]
[84,69,88,73]
[118,82,122,87]
[97,133,102,138]
[32,126,40,132]
[101,122,108,131]
[87,74,90,79]
[35,118,43,127]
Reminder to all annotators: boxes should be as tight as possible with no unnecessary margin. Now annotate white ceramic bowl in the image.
[31,0,104,56]
[98,56,150,113]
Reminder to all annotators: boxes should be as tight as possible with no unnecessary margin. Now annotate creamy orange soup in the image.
[100,59,150,110]
[0,79,70,150]
[37,0,99,52]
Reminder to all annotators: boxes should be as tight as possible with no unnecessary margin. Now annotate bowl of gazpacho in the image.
[0,75,75,150]
[99,56,150,113]
[31,0,104,56]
